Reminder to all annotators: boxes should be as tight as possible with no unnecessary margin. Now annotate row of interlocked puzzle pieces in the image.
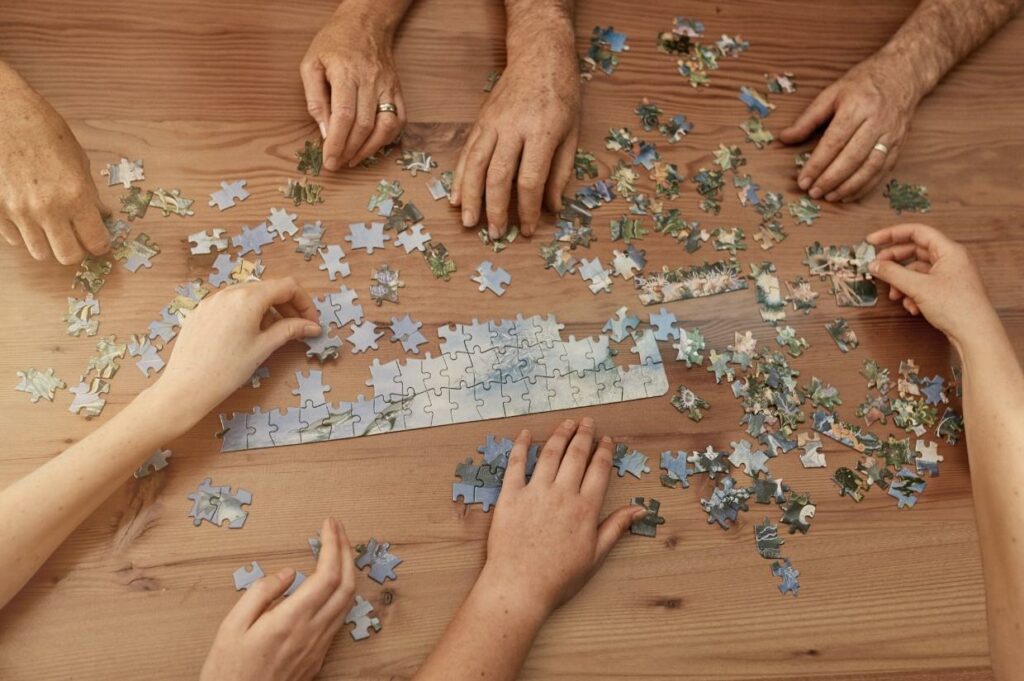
[218,314,669,452]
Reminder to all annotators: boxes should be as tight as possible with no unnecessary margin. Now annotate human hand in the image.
[477,418,644,616]
[867,223,996,346]
[0,64,111,264]
[451,26,580,239]
[300,6,407,171]
[151,278,320,423]
[780,55,921,203]
[200,518,356,681]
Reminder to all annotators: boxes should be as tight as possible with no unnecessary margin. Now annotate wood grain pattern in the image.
[0,0,1021,678]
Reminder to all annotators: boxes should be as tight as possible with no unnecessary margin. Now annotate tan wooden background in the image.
[1,0,1021,678]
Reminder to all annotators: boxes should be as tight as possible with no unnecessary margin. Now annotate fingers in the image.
[312,518,356,627]
[531,419,576,484]
[815,123,878,201]
[72,205,111,256]
[457,130,498,228]
[580,436,615,505]
[829,139,889,202]
[258,277,319,323]
[324,75,357,172]
[351,87,405,166]
[554,416,595,490]
[282,518,342,618]
[594,505,645,564]
[869,258,928,300]
[300,59,331,139]
[516,142,553,238]
[339,86,377,168]
[502,429,531,493]
[544,131,577,215]
[484,140,524,239]
[779,86,837,145]
[867,222,946,252]
[41,220,85,265]
[260,316,321,354]
[221,567,297,632]
[800,114,866,197]
[15,216,51,261]
[0,218,21,247]
[848,149,897,202]
[450,127,479,208]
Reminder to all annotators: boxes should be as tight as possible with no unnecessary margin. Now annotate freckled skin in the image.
[0,62,111,264]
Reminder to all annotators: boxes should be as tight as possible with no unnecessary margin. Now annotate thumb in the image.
[261,316,321,354]
[594,505,646,563]
[870,259,928,299]
[779,88,836,144]
[300,59,331,139]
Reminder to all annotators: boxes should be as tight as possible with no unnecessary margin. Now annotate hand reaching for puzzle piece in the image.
[301,2,408,171]
[451,8,580,239]
[868,223,997,348]
[780,54,919,203]
[153,278,321,424]
[0,62,111,264]
[479,419,645,614]
[200,518,356,681]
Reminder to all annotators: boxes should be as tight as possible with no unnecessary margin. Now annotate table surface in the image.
[1,0,1021,679]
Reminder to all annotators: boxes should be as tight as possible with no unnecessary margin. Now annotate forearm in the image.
[415,572,548,681]
[0,386,186,608]
[874,0,1019,101]
[954,313,1024,678]
[331,0,413,34]
[504,0,575,62]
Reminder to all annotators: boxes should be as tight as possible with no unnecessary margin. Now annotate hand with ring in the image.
[780,54,918,203]
[300,1,410,170]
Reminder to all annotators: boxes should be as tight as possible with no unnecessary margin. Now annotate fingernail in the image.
[869,261,879,274]
[601,435,612,444]
[318,121,328,139]
[798,177,811,190]
[488,224,500,240]
[305,322,321,336]
[563,419,575,428]
[825,192,837,202]
[277,567,295,582]
[631,508,649,520]
[581,416,594,428]
[325,155,339,171]
[462,210,475,227]
[520,429,531,440]
[809,187,822,199]
[330,517,340,532]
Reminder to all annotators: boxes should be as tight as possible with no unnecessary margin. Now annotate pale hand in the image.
[478,419,644,615]
[0,65,110,264]
[152,278,320,423]
[301,12,406,170]
[451,50,580,239]
[780,55,918,203]
[868,223,996,346]
[200,518,356,681]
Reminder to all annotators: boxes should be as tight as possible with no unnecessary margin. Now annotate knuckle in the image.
[307,101,328,117]
[331,106,355,124]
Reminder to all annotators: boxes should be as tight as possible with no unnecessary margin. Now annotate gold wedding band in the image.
[872,142,889,156]
[376,103,398,115]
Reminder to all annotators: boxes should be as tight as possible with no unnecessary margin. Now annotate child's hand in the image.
[153,278,320,423]
[867,223,997,345]
[478,418,644,616]
[199,518,356,681]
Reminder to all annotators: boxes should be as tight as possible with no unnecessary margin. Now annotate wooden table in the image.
[1,1,1021,678]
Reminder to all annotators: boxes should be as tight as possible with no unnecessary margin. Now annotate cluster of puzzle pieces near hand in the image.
[13,13,954,611]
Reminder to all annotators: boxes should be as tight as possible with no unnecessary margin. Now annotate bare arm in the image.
[0,278,321,609]
[868,223,1024,679]
[782,0,1020,203]
[416,420,643,681]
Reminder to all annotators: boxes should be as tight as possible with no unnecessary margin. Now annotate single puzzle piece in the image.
[233,562,265,590]
[394,222,432,253]
[133,447,172,478]
[64,294,101,337]
[471,261,511,296]
[280,177,324,206]
[740,117,774,149]
[648,307,680,341]
[629,497,666,537]
[888,466,927,508]
[603,306,640,343]
[149,187,195,217]
[612,443,650,479]
[670,385,709,422]
[293,369,331,407]
[85,335,128,379]
[318,244,351,280]
[826,318,858,352]
[728,439,770,477]
[16,368,66,402]
[700,475,751,529]
[296,139,323,176]
[752,474,790,505]
[659,450,692,489]
[396,149,437,176]
[101,157,144,188]
[672,328,706,368]
[348,321,383,353]
[187,477,253,529]
[113,233,161,272]
[119,186,153,221]
[771,559,800,596]
[345,595,382,641]
[914,439,943,477]
[295,221,326,260]
[884,179,931,214]
[355,538,403,583]
[345,222,389,254]
[369,264,404,305]
[68,378,108,418]
[209,180,250,211]
[687,445,731,480]
[424,242,457,280]
[232,223,275,257]
[267,207,300,239]
[754,517,784,559]
[780,492,815,534]
[389,314,428,354]
[188,229,229,255]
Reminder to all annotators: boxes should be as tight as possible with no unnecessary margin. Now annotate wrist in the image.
[332,0,406,36]
[949,307,1006,362]
[872,43,933,105]
[505,2,575,65]
[134,380,209,440]
[474,564,554,625]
